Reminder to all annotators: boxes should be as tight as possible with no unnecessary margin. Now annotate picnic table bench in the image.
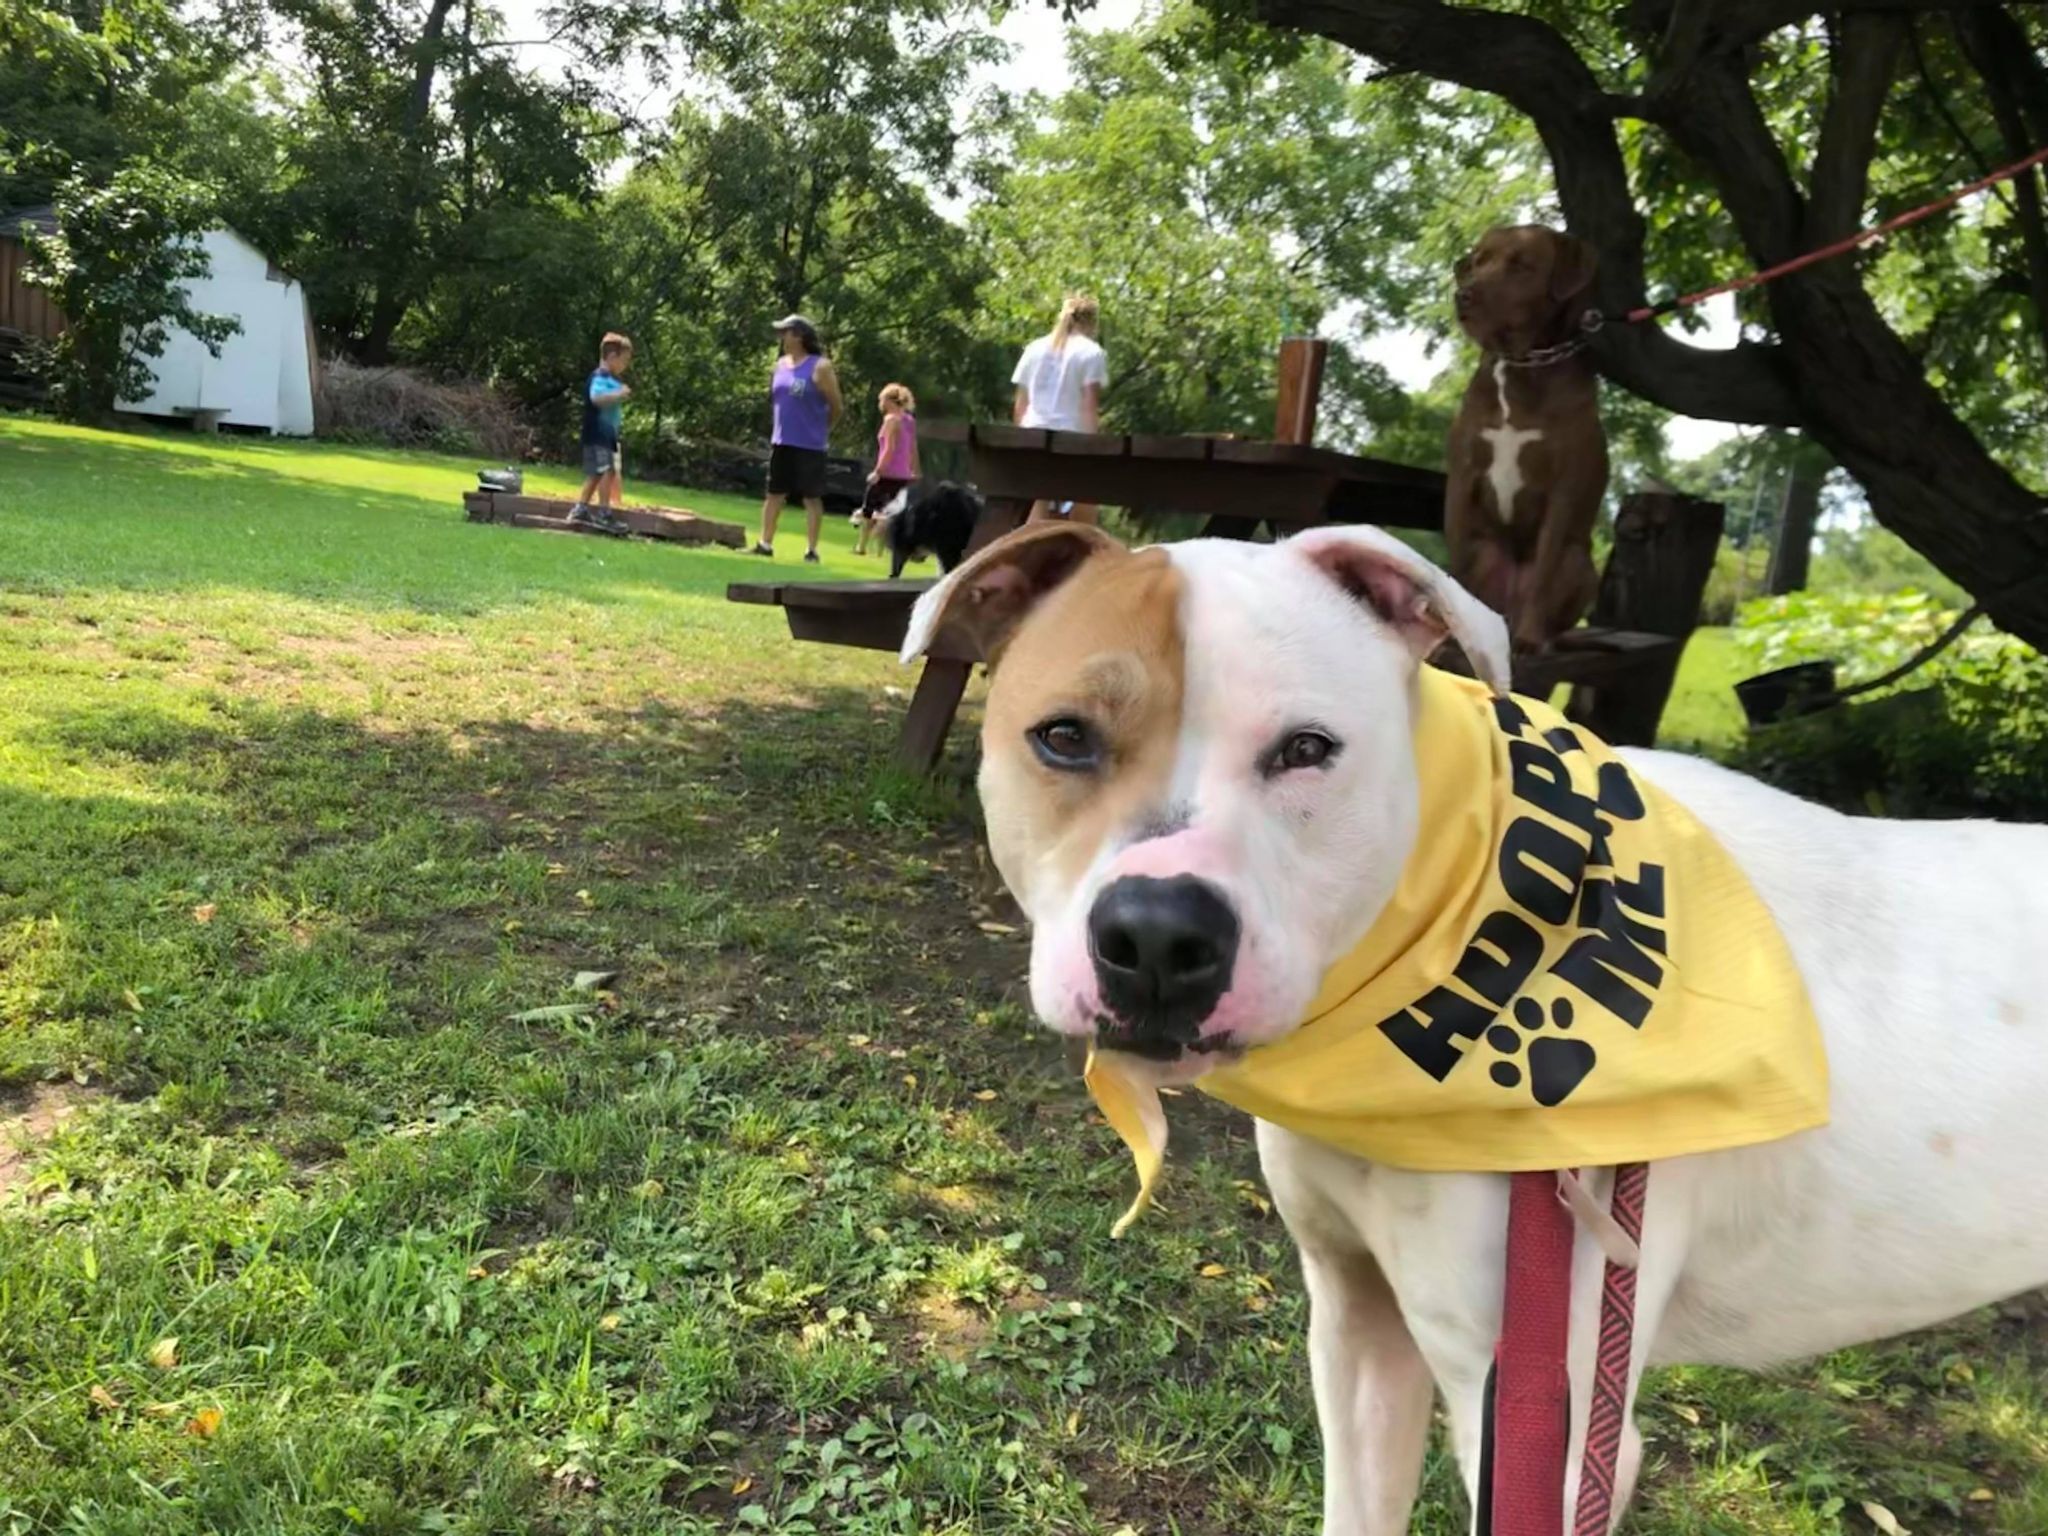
[728,342,1724,771]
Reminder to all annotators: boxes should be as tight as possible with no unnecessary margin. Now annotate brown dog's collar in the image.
[1497,308,1603,369]
[1498,334,1588,369]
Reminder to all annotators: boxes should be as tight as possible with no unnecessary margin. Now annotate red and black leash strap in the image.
[1573,1163,1650,1536]
[1597,143,2048,329]
[1483,1170,1578,1536]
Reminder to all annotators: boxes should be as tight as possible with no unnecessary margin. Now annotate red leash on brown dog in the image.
[1609,143,2048,328]
[1481,1164,1649,1536]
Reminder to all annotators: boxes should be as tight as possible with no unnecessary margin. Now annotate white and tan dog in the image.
[902,520,2048,1535]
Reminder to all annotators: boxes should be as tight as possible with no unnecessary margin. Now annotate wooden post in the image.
[1273,337,1328,446]
[895,494,1029,772]
[1205,337,1328,542]
[1566,492,1726,747]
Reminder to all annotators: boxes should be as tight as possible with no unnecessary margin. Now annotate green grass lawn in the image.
[1661,627,1748,755]
[0,414,2041,1535]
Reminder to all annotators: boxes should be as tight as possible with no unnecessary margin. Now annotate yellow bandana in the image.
[1087,667,1828,1235]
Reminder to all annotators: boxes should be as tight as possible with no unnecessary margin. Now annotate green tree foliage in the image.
[0,0,266,209]
[22,163,240,420]
[255,0,603,363]
[971,3,1545,443]
[588,0,1007,451]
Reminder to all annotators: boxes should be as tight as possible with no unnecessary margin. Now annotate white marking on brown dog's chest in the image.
[1479,360,1542,522]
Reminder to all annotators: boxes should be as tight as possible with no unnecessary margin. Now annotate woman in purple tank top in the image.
[753,314,843,562]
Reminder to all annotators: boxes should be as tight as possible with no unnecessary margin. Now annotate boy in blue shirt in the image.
[569,332,633,532]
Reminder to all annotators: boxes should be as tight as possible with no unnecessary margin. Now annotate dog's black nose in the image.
[1088,876,1239,1046]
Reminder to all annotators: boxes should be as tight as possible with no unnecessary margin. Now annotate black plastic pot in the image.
[1734,660,1838,726]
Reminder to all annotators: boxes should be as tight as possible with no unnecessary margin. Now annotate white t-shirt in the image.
[1012,333,1109,432]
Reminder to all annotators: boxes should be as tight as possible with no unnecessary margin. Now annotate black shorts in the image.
[857,476,912,519]
[766,444,828,499]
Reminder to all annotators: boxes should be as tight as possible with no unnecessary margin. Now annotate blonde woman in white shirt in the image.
[1011,292,1108,524]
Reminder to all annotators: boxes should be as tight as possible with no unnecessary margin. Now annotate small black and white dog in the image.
[883,481,983,581]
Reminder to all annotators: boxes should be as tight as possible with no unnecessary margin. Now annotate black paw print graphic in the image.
[1485,996,1598,1107]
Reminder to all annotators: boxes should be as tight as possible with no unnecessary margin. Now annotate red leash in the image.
[1484,1165,1649,1536]
[1489,1172,1577,1536]
[1606,143,2048,326]
[1574,1163,1649,1536]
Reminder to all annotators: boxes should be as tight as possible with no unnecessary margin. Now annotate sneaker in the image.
[567,503,592,526]
[803,550,821,564]
[590,506,629,536]
[749,542,774,558]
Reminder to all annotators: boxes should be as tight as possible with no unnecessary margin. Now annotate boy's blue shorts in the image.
[582,442,621,477]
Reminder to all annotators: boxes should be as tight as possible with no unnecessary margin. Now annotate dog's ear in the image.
[900,521,1125,665]
[1549,232,1598,304]
[1290,526,1510,694]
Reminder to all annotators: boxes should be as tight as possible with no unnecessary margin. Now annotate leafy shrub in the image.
[1809,523,1969,608]
[22,165,240,421]
[1725,589,2048,819]
[319,357,530,458]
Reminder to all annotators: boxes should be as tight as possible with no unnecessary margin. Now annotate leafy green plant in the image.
[1736,588,2004,682]
[1729,589,2048,818]
[23,164,240,421]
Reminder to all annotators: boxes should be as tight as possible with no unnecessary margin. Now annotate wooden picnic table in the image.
[729,341,1725,772]
[730,418,1452,769]
[919,420,1447,533]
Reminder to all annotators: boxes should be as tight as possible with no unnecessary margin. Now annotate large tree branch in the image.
[1907,20,2018,216]
[1809,13,1907,242]
[406,0,459,134]
[1254,0,1799,425]
[1649,48,1806,262]
[1633,0,2027,67]
[1956,9,2048,364]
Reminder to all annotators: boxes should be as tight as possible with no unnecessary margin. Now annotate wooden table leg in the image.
[899,657,972,772]
[895,496,1028,772]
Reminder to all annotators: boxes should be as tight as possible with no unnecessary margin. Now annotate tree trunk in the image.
[358,288,408,366]
[1766,450,1825,595]
[1762,265,2048,631]
[349,0,458,368]
[406,0,458,133]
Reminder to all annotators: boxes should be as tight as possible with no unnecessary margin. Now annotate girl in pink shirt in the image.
[853,383,921,556]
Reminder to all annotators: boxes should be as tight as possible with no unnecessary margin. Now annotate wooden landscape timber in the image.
[462,488,747,548]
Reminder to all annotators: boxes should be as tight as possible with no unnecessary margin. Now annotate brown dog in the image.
[1444,225,1608,653]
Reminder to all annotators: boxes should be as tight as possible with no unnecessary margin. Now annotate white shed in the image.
[118,226,318,436]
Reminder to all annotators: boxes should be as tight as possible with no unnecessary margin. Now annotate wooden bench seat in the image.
[726,578,952,657]
[729,572,1682,714]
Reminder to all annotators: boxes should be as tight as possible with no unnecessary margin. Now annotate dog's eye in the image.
[1270,729,1340,775]
[1030,717,1099,771]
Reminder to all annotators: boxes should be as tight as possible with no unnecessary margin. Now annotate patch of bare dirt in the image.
[0,1082,101,1196]
[910,1293,993,1361]
[278,630,464,667]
